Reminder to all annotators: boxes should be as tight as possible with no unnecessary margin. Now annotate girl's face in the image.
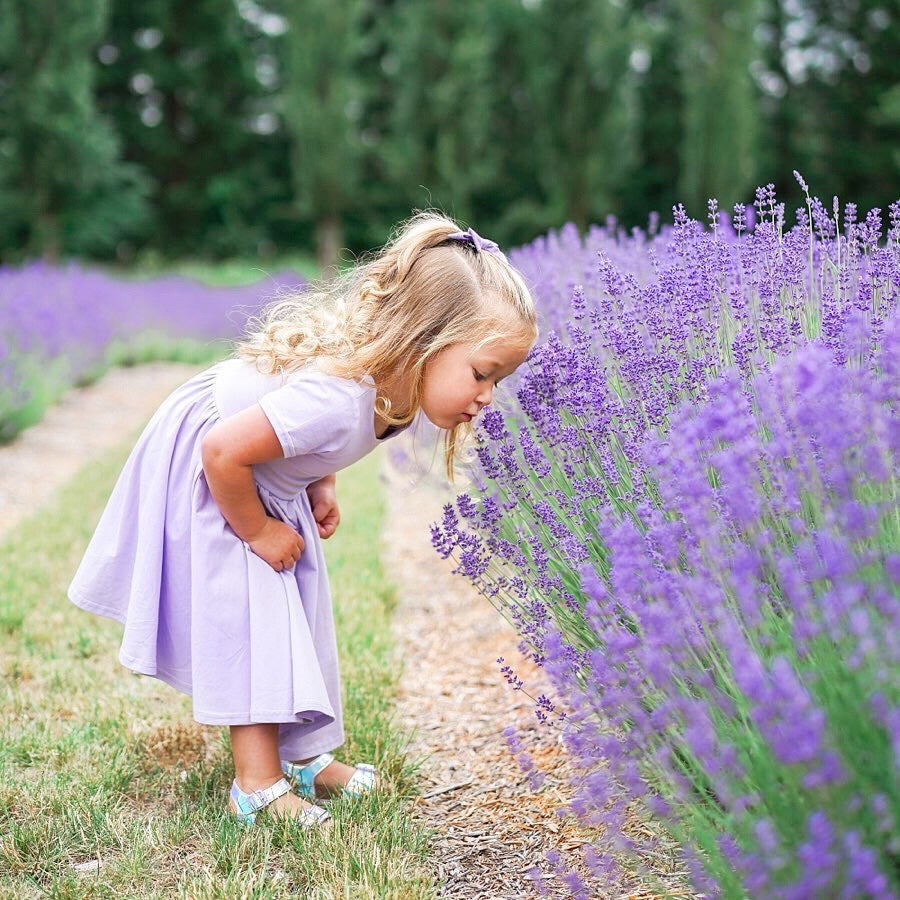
[420,338,530,430]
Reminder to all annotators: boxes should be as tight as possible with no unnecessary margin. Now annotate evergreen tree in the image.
[374,0,636,243]
[279,0,366,274]
[94,0,288,259]
[340,0,404,249]
[675,0,762,214]
[759,0,899,212]
[519,0,637,230]
[468,0,559,245]
[621,0,685,228]
[0,0,149,261]
[378,0,501,228]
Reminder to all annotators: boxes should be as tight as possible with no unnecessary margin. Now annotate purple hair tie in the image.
[447,226,508,263]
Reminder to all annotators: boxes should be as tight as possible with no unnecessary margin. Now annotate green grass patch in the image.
[114,253,321,286]
[102,334,229,372]
[1,341,227,445]
[0,440,436,897]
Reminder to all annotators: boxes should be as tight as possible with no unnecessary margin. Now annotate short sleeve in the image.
[257,373,363,459]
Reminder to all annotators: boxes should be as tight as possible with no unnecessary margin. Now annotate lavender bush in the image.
[0,261,302,441]
[538,340,898,896]
[433,182,899,896]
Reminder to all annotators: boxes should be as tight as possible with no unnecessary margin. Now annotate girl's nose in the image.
[477,383,493,406]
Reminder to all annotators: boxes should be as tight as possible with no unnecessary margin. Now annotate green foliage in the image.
[116,252,320,285]
[520,0,638,229]
[92,0,289,260]
[0,0,896,262]
[676,0,762,213]
[0,0,151,261]
[279,0,367,272]
[759,0,900,215]
[378,1,504,224]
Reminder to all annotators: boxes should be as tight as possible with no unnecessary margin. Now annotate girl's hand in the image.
[247,517,305,572]
[307,475,340,539]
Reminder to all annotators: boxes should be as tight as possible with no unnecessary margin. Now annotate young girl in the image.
[68,212,538,827]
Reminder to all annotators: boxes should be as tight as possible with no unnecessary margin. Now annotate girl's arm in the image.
[201,404,304,571]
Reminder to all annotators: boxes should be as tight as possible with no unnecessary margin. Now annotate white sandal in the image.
[281,752,378,801]
[229,776,331,827]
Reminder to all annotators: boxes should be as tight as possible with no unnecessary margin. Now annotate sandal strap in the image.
[230,776,293,817]
[281,755,378,799]
[281,752,335,798]
[345,763,377,795]
[230,776,331,828]
[283,752,335,782]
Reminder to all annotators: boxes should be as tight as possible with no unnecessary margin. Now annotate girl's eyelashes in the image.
[473,368,504,387]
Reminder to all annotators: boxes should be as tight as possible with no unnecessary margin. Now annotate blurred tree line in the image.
[0,0,897,268]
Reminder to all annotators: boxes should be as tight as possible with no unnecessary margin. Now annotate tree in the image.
[0,0,149,261]
[280,0,366,274]
[758,0,900,212]
[675,0,762,215]
[523,0,636,230]
[621,0,685,227]
[94,0,287,259]
[376,0,502,227]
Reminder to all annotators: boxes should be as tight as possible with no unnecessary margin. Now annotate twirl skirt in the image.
[68,362,351,760]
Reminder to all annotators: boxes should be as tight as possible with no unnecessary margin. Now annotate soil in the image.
[381,447,687,899]
[383,463,598,898]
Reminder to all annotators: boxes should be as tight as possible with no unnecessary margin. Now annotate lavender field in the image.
[436,182,899,897]
[3,183,897,896]
[0,262,303,442]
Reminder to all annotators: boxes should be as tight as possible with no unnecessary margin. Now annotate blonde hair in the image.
[237,210,538,476]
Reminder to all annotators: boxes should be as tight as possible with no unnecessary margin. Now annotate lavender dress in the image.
[68,357,402,760]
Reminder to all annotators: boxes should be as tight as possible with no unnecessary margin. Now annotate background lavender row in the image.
[0,262,303,441]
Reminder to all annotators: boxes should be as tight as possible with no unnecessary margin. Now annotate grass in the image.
[2,340,226,443]
[0,438,437,898]
[112,253,322,286]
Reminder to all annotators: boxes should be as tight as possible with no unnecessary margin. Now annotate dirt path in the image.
[381,442,695,899]
[382,459,610,899]
[0,362,202,536]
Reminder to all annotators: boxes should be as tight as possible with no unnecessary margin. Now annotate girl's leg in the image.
[230,723,326,819]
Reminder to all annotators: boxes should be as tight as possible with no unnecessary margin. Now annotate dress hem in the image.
[70,590,337,728]
[69,590,127,625]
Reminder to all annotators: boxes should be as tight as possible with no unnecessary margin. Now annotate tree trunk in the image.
[316,214,342,280]
[36,211,61,264]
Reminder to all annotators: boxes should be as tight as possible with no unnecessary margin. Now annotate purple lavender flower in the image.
[430,182,900,898]
[0,262,303,440]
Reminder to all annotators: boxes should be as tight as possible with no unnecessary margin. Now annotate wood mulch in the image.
[381,453,692,899]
